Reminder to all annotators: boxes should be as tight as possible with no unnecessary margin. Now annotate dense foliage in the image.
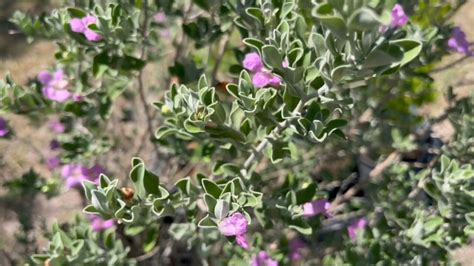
[0,0,473,265]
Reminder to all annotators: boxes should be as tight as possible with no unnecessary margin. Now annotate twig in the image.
[331,151,400,207]
[368,151,401,180]
[408,153,441,199]
[431,54,472,73]
[316,210,365,234]
[133,245,160,262]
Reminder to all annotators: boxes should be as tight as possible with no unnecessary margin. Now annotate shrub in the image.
[0,0,473,265]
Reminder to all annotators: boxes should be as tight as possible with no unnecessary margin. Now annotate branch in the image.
[316,210,365,235]
[331,151,400,207]
[408,152,441,199]
[431,54,472,74]
[133,245,160,262]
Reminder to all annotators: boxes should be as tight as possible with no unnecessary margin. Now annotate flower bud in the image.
[120,187,134,201]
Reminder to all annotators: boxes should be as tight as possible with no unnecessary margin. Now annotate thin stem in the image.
[431,54,472,74]
[331,151,400,207]
[133,245,160,262]
[408,153,441,199]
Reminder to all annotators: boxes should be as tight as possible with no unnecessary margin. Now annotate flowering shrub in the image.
[0,0,473,265]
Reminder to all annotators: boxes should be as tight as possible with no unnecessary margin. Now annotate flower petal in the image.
[235,234,249,249]
[243,52,264,72]
[82,15,97,25]
[218,212,248,236]
[252,71,273,88]
[84,29,103,42]
[37,70,53,85]
[70,18,86,33]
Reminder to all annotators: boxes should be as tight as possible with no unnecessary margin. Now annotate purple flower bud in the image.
[89,215,115,232]
[0,117,9,137]
[347,217,368,241]
[38,69,71,102]
[72,93,83,102]
[251,251,278,266]
[390,4,408,28]
[302,199,331,217]
[448,27,471,55]
[243,52,264,73]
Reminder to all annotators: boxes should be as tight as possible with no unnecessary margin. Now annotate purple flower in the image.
[242,52,283,88]
[61,163,92,189]
[47,157,61,170]
[347,217,368,241]
[302,199,331,217]
[89,215,115,232]
[448,27,471,55]
[288,238,305,261]
[70,15,102,42]
[390,4,408,28]
[0,117,9,137]
[243,52,264,73]
[251,251,278,266]
[48,119,65,133]
[38,70,71,102]
[252,71,281,88]
[153,11,166,23]
[218,212,249,249]
[72,93,83,102]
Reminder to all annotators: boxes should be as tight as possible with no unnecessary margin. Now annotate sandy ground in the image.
[0,0,473,264]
